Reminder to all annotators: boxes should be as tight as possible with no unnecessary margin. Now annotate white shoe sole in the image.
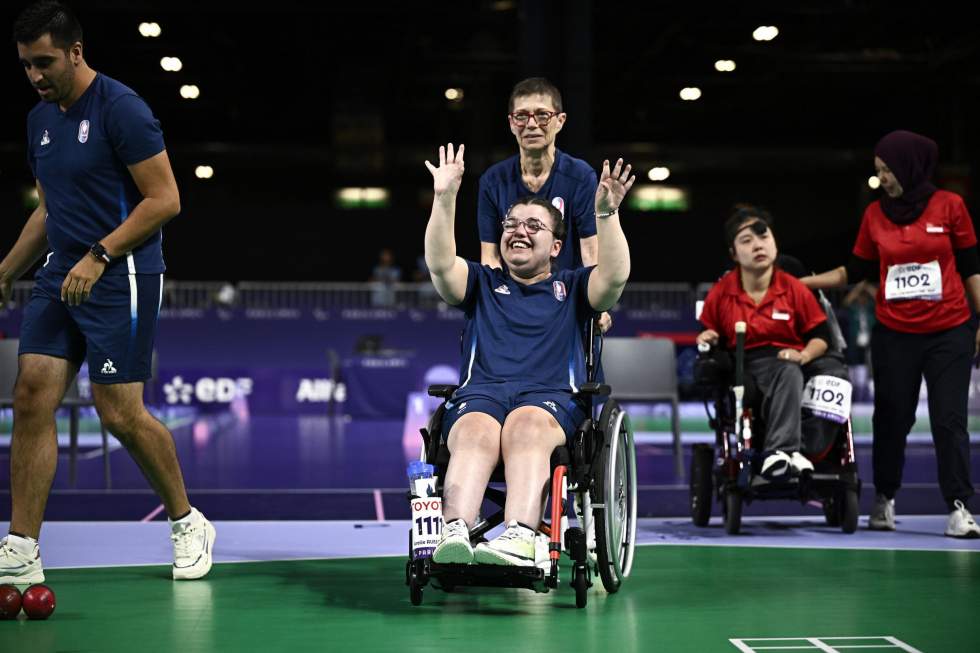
[945,529,980,539]
[173,521,216,580]
[473,544,535,567]
[0,569,44,585]
[868,520,896,531]
[432,539,474,564]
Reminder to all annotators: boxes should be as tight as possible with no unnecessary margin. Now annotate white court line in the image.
[730,637,923,653]
[882,637,924,653]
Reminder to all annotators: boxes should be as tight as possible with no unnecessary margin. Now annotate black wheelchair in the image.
[690,321,862,535]
[405,322,638,609]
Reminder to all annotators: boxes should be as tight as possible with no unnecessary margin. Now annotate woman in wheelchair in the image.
[697,206,844,481]
[422,143,634,566]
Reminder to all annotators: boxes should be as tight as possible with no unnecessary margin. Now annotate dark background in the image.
[1,0,977,282]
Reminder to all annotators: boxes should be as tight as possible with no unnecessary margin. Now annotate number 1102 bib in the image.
[884,260,942,301]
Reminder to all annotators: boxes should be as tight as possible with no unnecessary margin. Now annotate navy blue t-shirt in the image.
[478,149,598,271]
[454,261,598,391]
[27,73,167,277]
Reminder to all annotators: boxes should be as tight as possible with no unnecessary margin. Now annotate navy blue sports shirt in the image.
[27,73,167,277]
[477,149,598,271]
[453,261,598,391]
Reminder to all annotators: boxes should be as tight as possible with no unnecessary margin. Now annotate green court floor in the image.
[0,545,975,653]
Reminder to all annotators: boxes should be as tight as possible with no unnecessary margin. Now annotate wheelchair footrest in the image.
[427,561,549,592]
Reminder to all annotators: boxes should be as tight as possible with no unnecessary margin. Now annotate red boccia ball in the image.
[21,584,55,620]
[0,584,22,619]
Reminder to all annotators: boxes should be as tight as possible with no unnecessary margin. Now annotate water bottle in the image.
[407,460,436,498]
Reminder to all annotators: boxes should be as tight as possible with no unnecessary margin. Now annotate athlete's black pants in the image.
[871,321,975,511]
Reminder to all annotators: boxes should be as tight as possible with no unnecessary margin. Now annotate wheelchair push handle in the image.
[734,321,746,389]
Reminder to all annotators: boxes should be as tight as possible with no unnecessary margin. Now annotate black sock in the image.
[170,510,192,522]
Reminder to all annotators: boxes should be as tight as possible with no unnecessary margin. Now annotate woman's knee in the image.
[501,408,565,453]
[446,414,501,456]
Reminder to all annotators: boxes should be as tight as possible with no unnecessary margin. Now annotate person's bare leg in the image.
[91,382,190,519]
[500,406,565,527]
[442,412,501,527]
[8,354,76,539]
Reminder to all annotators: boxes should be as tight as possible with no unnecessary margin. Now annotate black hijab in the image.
[874,130,938,225]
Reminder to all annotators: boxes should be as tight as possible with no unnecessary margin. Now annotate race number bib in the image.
[801,375,852,424]
[410,497,444,560]
[884,260,942,301]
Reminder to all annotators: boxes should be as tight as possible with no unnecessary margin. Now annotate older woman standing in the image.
[803,130,980,538]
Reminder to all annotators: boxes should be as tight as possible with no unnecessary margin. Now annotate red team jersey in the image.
[853,190,977,334]
[700,267,827,351]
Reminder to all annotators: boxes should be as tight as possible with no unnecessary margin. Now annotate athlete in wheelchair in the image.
[690,206,861,534]
[405,144,637,608]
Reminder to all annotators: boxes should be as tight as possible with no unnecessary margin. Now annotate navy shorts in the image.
[19,271,162,384]
[441,382,589,443]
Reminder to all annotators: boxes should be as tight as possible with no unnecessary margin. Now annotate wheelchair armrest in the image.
[427,384,459,398]
[577,382,610,396]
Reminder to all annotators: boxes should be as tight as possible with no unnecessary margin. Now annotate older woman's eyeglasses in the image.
[508,110,559,127]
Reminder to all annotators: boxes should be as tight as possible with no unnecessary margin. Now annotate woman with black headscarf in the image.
[804,130,980,538]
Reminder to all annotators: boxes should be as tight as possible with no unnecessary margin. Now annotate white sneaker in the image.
[474,520,536,566]
[945,500,980,539]
[790,451,814,474]
[171,508,216,580]
[760,451,792,480]
[432,518,473,564]
[869,493,896,531]
[0,535,44,585]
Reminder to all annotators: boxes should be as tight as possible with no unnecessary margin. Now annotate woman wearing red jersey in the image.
[803,131,980,538]
[698,206,841,480]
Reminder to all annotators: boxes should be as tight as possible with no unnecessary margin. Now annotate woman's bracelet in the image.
[596,208,619,219]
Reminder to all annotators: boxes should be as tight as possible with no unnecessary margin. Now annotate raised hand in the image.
[595,158,636,214]
[424,143,466,196]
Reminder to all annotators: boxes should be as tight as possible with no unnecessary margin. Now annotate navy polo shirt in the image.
[27,73,167,277]
[477,149,598,271]
[454,261,598,391]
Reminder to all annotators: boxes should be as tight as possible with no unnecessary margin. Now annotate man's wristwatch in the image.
[89,242,111,264]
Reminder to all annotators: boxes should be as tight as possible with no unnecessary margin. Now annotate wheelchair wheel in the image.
[723,489,742,535]
[572,565,588,609]
[822,496,841,527]
[690,444,714,527]
[593,400,637,594]
[409,575,423,606]
[840,488,859,534]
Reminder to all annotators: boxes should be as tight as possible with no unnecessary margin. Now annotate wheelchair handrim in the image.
[604,409,637,581]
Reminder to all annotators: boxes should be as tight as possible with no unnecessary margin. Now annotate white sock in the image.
[6,533,38,555]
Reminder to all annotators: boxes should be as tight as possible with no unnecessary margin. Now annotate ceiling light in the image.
[160,57,183,72]
[752,26,779,42]
[138,22,161,38]
[679,87,702,101]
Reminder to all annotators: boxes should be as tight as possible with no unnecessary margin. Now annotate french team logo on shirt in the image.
[78,120,90,143]
[40,130,50,146]
[553,280,567,302]
[551,196,566,219]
